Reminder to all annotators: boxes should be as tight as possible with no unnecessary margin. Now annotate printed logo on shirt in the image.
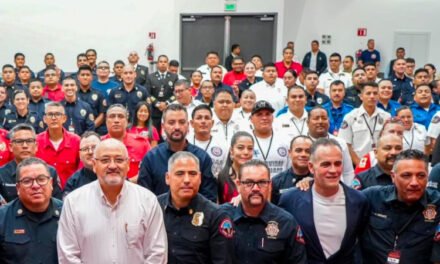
[277,147,288,157]
[211,146,223,157]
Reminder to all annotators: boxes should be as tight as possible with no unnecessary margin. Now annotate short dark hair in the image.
[352,67,365,75]
[290,135,313,150]
[311,40,319,45]
[169,60,180,67]
[114,60,125,66]
[206,51,219,57]
[396,105,411,116]
[213,88,234,102]
[85,49,97,56]
[310,138,342,162]
[283,47,294,54]
[16,157,50,182]
[18,65,31,72]
[191,104,212,120]
[378,79,392,86]
[360,81,379,93]
[29,78,43,86]
[284,69,298,79]
[174,79,190,89]
[14,52,25,59]
[163,104,188,122]
[344,55,354,62]
[287,85,306,97]
[238,159,270,180]
[307,106,327,122]
[330,80,345,90]
[414,68,429,77]
[231,44,240,52]
[77,53,87,61]
[44,52,54,58]
[262,62,276,71]
[363,62,376,69]
[232,57,244,64]
[2,64,14,71]
[393,149,428,172]
[396,47,405,52]
[405,58,415,64]
[77,64,93,75]
[329,53,341,60]
[62,76,76,85]
[305,70,319,78]
[251,54,263,61]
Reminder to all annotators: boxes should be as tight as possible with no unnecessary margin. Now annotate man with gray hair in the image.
[158,151,234,263]
[0,123,62,202]
[279,138,369,263]
[57,138,167,263]
[0,157,62,263]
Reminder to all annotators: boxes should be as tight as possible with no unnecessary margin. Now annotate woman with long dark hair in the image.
[218,131,254,204]
[128,101,159,148]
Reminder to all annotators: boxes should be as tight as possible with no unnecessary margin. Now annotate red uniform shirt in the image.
[43,84,65,102]
[0,129,12,167]
[274,61,303,78]
[127,126,160,142]
[222,71,246,87]
[190,86,200,97]
[102,132,151,178]
[36,129,80,188]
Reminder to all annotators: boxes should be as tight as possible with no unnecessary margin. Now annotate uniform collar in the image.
[15,199,60,221]
[163,192,202,214]
[213,112,235,126]
[40,128,75,149]
[97,180,128,208]
[82,167,98,181]
[358,105,379,118]
[286,110,307,121]
[164,140,191,153]
[234,202,274,224]
[372,164,390,178]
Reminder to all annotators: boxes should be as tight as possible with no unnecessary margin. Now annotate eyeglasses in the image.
[18,175,51,188]
[11,138,36,145]
[94,157,127,165]
[80,145,96,152]
[98,66,110,70]
[239,180,270,189]
[45,112,64,118]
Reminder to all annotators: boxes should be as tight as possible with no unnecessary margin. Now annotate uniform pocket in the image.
[257,238,285,253]
[125,224,142,248]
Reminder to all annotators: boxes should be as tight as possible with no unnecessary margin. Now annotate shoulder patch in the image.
[219,218,234,239]
[434,222,440,242]
[341,120,348,129]
[352,177,362,190]
[295,226,305,245]
[432,116,440,124]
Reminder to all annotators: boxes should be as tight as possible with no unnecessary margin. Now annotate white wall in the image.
[0,0,285,72]
[1,0,436,73]
[289,0,438,71]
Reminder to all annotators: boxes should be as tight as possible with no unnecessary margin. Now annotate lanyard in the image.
[193,136,212,152]
[403,127,415,149]
[362,115,378,148]
[253,130,274,161]
[291,118,306,135]
[392,207,422,250]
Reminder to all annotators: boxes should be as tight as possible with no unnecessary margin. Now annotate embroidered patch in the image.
[352,177,362,190]
[341,121,348,129]
[277,147,288,157]
[295,226,305,244]
[211,146,223,157]
[191,212,204,227]
[219,219,234,238]
[265,221,280,239]
[423,204,437,222]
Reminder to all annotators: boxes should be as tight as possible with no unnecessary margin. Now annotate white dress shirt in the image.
[274,110,309,142]
[57,180,168,264]
[250,78,287,113]
[318,70,352,96]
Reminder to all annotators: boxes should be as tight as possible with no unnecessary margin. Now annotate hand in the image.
[0,196,6,206]
[230,195,241,207]
[295,177,313,192]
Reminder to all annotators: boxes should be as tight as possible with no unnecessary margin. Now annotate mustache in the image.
[248,192,264,200]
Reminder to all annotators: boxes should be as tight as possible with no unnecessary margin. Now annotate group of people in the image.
[0,39,440,263]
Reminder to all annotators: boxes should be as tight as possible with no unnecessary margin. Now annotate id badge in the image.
[387,250,400,264]
[68,124,75,133]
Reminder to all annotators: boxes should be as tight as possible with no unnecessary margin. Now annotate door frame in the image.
[179,13,278,73]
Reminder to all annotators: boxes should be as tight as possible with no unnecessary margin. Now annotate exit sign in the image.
[225,3,236,11]
[357,28,367,37]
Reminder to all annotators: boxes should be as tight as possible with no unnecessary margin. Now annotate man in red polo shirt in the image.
[275,47,303,78]
[42,66,64,102]
[0,128,12,167]
[223,57,246,88]
[102,104,150,182]
[36,102,80,188]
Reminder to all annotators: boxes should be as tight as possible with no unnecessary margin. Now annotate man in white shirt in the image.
[196,51,227,81]
[211,89,240,144]
[57,138,167,264]
[338,82,391,165]
[274,86,308,141]
[318,53,352,96]
[250,63,287,113]
[188,104,228,177]
[250,100,290,177]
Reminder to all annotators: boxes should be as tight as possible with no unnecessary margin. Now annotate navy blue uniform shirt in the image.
[63,167,97,197]
[138,141,217,202]
[0,198,62,264]
[222,202,307,264]
[271,168,312,205]
[353,164,393,191]
[108,84,149,123]
[61,99,95,136]
[158,192,235,264]
[361,186,440,264]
